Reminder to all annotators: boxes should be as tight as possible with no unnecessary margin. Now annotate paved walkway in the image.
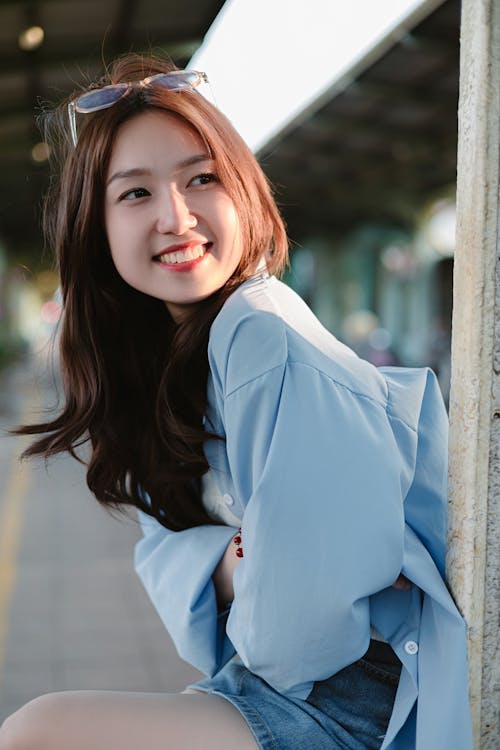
[0,361,201,722]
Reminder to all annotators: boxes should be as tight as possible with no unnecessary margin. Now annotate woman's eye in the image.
[119,187,150,201]
[189,172,218,187]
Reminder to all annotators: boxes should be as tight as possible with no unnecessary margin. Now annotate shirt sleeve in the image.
[134,512,237,676]
[212,322,407,697]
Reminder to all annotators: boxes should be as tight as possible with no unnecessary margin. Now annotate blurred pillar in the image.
[447,0,499,747]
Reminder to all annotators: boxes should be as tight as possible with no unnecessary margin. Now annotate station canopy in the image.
[259,0,461,239]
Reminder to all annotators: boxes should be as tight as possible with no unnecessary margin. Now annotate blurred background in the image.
[0,0,460,720]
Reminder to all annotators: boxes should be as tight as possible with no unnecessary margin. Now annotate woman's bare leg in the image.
[0,690,259,750]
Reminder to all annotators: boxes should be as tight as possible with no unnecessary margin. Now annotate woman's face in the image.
[104,110,243,322]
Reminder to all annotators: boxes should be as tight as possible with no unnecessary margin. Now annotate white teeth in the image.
[157,245,206,264]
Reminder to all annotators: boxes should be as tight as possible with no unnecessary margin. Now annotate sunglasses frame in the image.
[67,70,209,146]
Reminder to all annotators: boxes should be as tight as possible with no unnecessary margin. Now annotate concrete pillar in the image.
[447,0,499,747]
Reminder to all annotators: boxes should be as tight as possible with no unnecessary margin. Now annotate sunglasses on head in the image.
[67,70,209,146]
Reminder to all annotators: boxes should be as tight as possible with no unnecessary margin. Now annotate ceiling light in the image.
[18,26,45,51]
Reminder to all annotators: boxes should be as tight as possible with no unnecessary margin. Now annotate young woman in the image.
[1,54,471,750]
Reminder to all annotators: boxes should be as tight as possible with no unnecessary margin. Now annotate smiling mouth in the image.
[154,243,212,265]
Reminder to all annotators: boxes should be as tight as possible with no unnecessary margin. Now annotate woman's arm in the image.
[212,529,243,609]
[134,515,238,676]
[210,344,409,696]
[212,526,409,606]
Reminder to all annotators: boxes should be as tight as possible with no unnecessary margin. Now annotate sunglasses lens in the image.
[76,84,128,112]
[153,72,201,90]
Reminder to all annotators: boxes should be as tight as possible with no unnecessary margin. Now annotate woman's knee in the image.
[0,692,67,750]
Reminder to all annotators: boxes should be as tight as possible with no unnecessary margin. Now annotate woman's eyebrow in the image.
[106,154,212,187]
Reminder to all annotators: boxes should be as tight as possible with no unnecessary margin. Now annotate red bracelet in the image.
[233,528,243,558]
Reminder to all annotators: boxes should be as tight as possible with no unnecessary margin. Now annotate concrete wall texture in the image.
[447,0,500,747]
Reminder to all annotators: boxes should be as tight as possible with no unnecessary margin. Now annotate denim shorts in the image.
[189,640,402,749]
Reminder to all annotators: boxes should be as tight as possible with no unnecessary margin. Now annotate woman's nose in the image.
[156,189,197,235]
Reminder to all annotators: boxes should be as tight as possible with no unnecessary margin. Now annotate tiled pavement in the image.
[0,362,202,722]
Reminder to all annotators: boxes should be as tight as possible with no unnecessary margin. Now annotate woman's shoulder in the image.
[207,275,289,393]
[208,277,446,436]
[210,274,290,340]
[208,276,385,402]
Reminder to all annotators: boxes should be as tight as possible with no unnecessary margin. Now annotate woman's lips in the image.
[154,242,212,271]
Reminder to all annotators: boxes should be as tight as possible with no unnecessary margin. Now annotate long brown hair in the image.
[16,53,288,531]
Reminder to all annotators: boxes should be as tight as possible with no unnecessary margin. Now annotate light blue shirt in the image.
[135,274,472,749]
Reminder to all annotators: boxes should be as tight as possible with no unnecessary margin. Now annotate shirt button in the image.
[404,640,419,655]
[222,493,234,506]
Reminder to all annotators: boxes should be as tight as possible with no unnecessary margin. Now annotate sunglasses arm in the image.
[68,101,78,147]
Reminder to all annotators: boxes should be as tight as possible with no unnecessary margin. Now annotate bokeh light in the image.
[31,141,51,163]
[18,26,45,51]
